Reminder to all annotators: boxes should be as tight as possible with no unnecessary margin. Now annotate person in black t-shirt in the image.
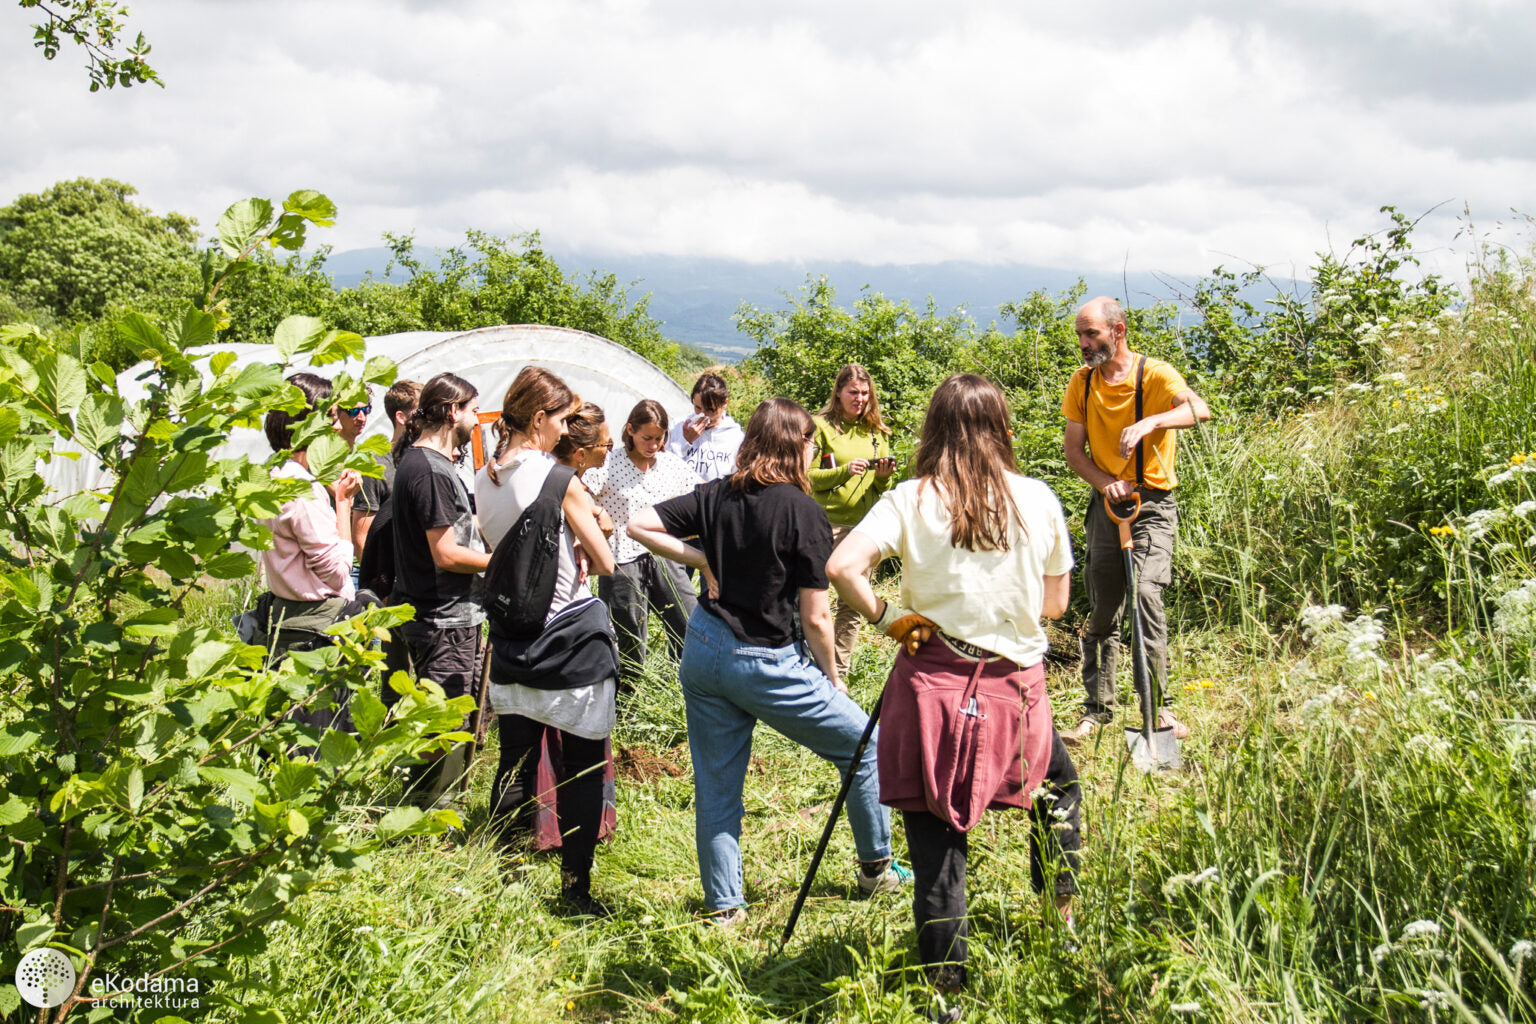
[390,372,490,806]
[354,378,422,563]
[627,398,909,926]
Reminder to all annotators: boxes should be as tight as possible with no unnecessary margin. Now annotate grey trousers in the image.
[1080,490,1177,723]
[598,554,697,686]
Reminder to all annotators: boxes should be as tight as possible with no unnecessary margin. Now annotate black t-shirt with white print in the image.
[654,478,832,648]
[390,446,486,628]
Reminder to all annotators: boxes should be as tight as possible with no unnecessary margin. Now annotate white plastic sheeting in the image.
[41,324,691,498]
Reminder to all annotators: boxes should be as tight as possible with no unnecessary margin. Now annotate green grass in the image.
[197,268,1536,1023]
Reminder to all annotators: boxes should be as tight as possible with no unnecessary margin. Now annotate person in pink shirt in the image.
[255,372,362,659]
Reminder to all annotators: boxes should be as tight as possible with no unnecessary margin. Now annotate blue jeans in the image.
[680,606,892,911]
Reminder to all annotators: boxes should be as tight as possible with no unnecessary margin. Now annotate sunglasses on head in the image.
[342,404,372,416]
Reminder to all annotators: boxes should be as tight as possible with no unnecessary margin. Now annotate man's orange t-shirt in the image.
[1061,355,1190,491]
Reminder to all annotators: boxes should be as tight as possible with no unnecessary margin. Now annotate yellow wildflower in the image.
[1392,400,1401,409]
[1514,453,1528,465]
[566,1001,576,1011]
[1363,691,1376,702]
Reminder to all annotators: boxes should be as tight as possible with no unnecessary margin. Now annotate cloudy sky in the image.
[2,0,1530,280]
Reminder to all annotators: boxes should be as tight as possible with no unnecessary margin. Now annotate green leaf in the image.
[309,329,366,366]
[0,795,29,826]
[0,407,21,443]
[171,307,217,351]
[286,807,310,840]
[117,312,168,359]
[319,730,358,769]
[16,916,54,952]
[272,760,319,801]
[304,432,347,483]
[283,190,336,226]
[75,393,127,452]
[3,815,45,844]
[187,641,236,679]
[272,315,328,359]
[123,607,181,638]
[361,356,397,386]
[204,551,256,579]
[218,197,274,258]
[127,766,144,813]
[0,982,21,1018]
[36,351,88,416]
[201,766,261,805]
[0,723,42,756]
[350,690,386,736]
[210,350,238,376]
[376,806,425,842]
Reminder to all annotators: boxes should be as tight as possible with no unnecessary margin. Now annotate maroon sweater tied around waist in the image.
[876,637,1053,832]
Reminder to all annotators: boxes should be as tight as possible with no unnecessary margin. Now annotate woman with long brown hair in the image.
[627,398,910,926]
[827,374,1082,1016]
[474,368,618,915]
[810,363,899,679]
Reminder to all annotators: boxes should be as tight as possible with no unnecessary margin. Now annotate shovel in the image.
[1104,493,1181,773]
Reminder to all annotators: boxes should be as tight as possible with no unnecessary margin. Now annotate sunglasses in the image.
[342,404,372,416]
[589,441,616,450]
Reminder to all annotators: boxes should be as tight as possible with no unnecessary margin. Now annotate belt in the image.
[936,632,1006,663]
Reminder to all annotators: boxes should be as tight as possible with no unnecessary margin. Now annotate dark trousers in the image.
[598,554,696,687]
[903,728,1083,988]
[398,623,481,799]
[492,715,606,890]
[1080,490,1177,722]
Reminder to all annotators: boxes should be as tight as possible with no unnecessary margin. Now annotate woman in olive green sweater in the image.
[811,363,898,678]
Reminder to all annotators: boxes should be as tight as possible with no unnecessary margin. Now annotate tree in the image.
[17,0,159,90]
[0,178,197,323]
[0,191,465,1022]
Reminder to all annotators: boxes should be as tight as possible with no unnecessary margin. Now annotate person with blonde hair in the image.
[627,398,909,927]
[811,364,899,679]
[828,374,1082,1012]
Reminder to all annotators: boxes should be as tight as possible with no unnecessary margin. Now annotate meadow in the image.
[209,254,1536,1023]
[2,195,1533,1024]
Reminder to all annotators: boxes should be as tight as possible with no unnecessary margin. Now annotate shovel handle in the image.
[1104,491,1141,550]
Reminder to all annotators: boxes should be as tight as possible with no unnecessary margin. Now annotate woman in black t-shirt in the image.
[627,398,908,926]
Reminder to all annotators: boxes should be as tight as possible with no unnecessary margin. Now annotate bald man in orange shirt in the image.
[1059,297,1211,744]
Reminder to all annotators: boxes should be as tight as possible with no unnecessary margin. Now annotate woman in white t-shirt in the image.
[587,399,702,688]
[827,373,1082,1009]
[475,367,617,916]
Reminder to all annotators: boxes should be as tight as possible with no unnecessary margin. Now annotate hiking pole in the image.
[780,686,886,949]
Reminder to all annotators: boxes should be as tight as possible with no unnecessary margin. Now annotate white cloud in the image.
[1,0,1531,277]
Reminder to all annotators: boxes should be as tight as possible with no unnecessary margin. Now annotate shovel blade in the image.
[1124,726,1182,773]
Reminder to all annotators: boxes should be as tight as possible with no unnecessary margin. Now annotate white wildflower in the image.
[1300,604,1347,642]
[1372,942,1394,964]
[1028,784,1049,802]
[1386,423,1410,435]
[1405,734,1452,761]
[1300,685,1345,724]
[1401,920,1442,941]
[1491,470,1516,486]
[1419,989,1450,1011]
[1492,580,1536,640]
[354,924,374,933]
[1510,939,1534,962]
[1525,789,1536,815]
[452,886,473,898]
[1515,501,1536,518]
[1191,866,1220,886]
[1170,1002,1202,1015]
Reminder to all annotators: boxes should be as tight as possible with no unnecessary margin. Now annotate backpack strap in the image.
[1083,358,1147,489]
[538,463,577,513]
[1134,355,1146,489]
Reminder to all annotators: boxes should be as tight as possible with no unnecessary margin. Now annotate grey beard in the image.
[1083,347,1112,368]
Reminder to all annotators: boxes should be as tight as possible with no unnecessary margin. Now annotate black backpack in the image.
[483,464,576,640]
